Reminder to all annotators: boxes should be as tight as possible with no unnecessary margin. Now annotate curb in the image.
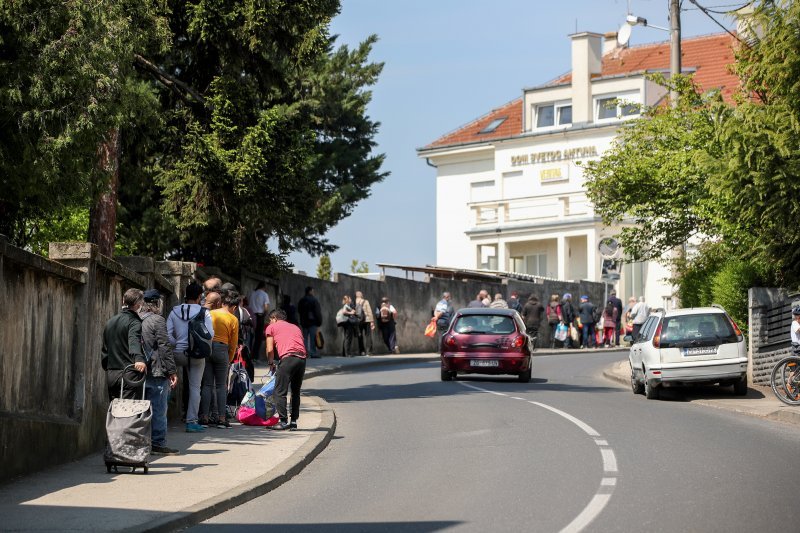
[303,355,440,381]
[133,395,336,533]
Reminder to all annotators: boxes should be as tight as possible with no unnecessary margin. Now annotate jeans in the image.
[548,322,560,348]
[201,342,229,421]
[302,325,319,357]
[145,376,170,447]
[185,356,206,424]
[274,356,306,422]
[379,322,397,352]
[582,324,596,348]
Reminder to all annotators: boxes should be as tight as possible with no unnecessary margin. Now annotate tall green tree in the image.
[316,254,331,280]
[118,0,387,273]
[0,0,169,251]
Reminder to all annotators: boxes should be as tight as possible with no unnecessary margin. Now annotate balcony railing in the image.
[469,192,593,226]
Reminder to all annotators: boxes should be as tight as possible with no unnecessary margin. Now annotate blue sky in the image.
[287,0,737,276]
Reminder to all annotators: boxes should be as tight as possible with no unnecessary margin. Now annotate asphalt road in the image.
[194,351,800,532]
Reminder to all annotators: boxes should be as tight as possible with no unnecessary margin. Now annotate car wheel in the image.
[732,375,748,396]
[518,368,532,383]
[441,368,453,381]
[644,378,660,400]
[631,369,644,395]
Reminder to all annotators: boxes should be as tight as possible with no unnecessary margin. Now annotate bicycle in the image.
[770,345,800,405]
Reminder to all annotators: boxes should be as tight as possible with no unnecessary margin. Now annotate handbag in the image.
[555,323,568,342]
[315,330,324,349]
[424,318,437,338]
[569,325,579,342]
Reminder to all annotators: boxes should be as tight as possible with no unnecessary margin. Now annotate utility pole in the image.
[669,0,681,107]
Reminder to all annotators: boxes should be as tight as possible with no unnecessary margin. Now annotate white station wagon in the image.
[627,306,748,400]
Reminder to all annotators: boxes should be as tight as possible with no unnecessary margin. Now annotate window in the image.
[478,244,498,270]
[479,117,507,134]
[454,315,516,335]
[535,102,572,129]
[595,94,641,121]
[525,253,547,277]
[658,313,737,348]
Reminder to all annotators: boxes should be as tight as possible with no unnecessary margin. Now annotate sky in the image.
[287,0,738,277]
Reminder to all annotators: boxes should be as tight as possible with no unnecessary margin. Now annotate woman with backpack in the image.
[335,295,358,357]
[602,301,619,348]
[546,294,563,348]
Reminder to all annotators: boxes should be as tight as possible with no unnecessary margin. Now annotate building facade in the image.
[418,31,738,309]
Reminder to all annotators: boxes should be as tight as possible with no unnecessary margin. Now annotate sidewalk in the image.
[602,359,800,427]
[0,354,437,533]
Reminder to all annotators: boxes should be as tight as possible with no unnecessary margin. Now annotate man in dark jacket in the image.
[578,295,597,349]
[608,290,624,346]
[508,291,523,314]
[522,295,545,346]
[561,293,576,349]
[298,287,323,358]
[139,289,179,455]
[101,288,147,400]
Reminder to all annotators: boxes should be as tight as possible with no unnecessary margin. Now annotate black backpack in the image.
[187,307,213,359]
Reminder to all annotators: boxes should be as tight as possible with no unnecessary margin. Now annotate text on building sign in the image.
[510,146,598,166]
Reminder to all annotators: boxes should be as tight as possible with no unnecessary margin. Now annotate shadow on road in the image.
[192,521,463,532]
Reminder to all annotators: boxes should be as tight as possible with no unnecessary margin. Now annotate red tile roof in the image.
[423,32,738,150]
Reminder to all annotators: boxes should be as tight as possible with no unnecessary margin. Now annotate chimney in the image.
[570,32,603,124]
[603,31,619,55]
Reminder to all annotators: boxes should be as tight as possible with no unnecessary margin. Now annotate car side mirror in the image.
[623,334,633,343]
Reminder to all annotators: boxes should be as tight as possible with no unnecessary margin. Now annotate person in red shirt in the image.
[265,309,307,431]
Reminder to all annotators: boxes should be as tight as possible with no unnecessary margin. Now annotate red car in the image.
[440,308,534,383]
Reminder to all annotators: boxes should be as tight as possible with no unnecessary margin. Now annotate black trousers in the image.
[106,367,145,401]
[274,356,306,422]
[252,313,265,361]
[357,322,373,354]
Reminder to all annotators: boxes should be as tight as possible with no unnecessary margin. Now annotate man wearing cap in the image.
[139,289,179,455]
[608,290,623,346]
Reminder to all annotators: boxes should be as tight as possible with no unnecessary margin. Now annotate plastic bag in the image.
[569,325,579,343]
[555,323,568,342]
[237,405,278,426]
[424,319,437,338]
[255,373,276,420]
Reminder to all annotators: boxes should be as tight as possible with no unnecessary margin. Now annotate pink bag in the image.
[237,406,279,427]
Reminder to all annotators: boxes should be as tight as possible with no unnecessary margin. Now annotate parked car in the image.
[626,306,748,400]
[440,308,533,383]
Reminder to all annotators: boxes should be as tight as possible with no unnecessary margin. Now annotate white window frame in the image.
[534,100,572,130]
[594,91,641,123]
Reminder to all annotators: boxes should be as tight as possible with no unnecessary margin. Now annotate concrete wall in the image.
[277,271,606,355]
[0,240,197,483]
[748,287,796,386]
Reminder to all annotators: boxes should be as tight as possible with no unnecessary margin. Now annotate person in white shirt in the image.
[791,306,800,346]
[247,281,270,362]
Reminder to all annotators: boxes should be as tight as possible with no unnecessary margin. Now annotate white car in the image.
[627,306,748,400]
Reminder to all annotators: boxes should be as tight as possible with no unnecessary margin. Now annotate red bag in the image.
[237,406,279,427]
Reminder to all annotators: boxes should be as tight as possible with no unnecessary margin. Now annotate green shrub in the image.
[710,260,761,335]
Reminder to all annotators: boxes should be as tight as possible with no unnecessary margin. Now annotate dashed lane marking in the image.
[457,381,617,533]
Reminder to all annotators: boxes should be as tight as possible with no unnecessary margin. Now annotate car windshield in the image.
[453,315,516,335]
[659,313,737,347]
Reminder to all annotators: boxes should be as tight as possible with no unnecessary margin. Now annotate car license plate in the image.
[683,346,717,356]
[470,360,499,367]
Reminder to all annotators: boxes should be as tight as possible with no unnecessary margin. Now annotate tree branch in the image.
[133,54,205,106]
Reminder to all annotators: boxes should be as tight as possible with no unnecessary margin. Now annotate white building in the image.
[417,31,738,309]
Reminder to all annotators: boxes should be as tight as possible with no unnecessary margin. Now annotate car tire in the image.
[518,368,532,383]
[631,370,644,395]
[644,379,659,400]
[441,368,453,381]
[732,375,748,396]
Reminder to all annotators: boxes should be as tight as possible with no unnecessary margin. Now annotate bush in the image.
[710,260,761,335]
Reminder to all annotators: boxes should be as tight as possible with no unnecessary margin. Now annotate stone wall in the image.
[748,287,798,385]
[276,272,606,355]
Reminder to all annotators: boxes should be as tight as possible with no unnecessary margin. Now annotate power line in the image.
[687,0,745,42]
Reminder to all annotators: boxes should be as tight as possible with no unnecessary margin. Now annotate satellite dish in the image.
[617,22,632,46]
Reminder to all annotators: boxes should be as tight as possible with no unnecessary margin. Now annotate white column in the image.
[586,230,598,281]
[557,235,566,280]
[497,240,507,272]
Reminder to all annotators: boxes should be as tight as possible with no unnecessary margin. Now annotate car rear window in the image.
[453,315,516,335]
[659,313,737,347]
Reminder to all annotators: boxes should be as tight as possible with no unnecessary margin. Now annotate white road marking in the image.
[601,448,618,473]
[510,396,525,400]
[457,380,617,533]
[560,494,612,533]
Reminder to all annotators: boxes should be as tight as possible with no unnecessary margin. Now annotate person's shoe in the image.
[394,346,400,354]
[288,421,298,431]
[215,418,231,429]
[198,416,210,428]
[151,445,180,455]
[271,420,291,431]
[186,422,206,433]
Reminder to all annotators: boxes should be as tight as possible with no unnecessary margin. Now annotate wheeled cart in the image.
[104,366,152,474]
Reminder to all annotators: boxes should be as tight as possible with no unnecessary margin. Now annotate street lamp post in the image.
[669,0,682,108]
